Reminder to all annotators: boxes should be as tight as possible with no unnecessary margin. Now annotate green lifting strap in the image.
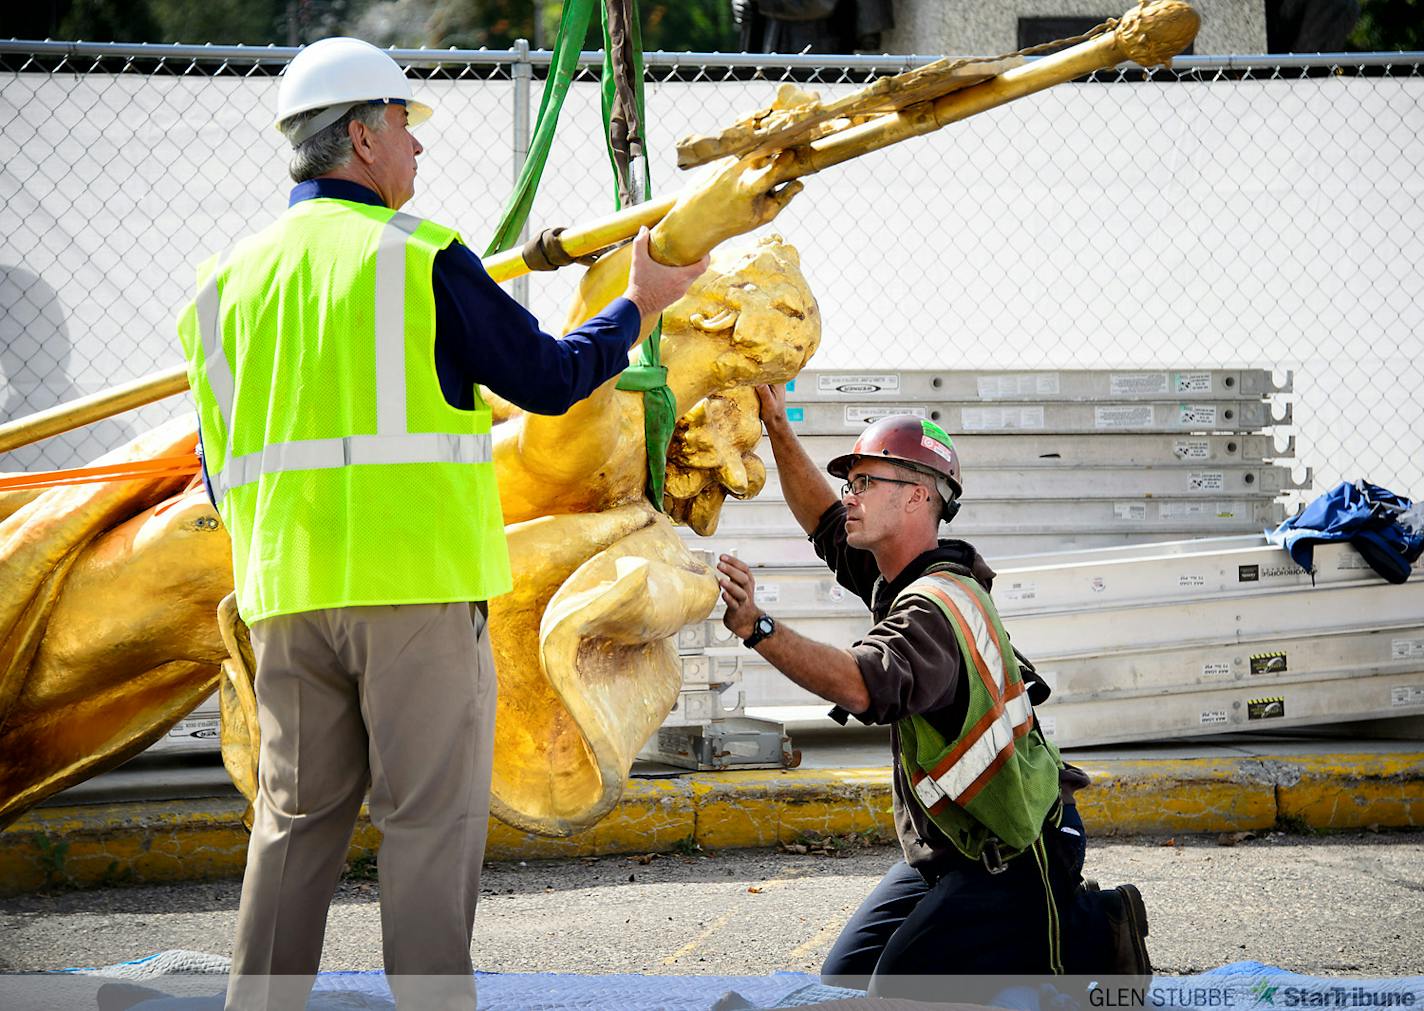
[483,0,597,257]
[603,0,678,513]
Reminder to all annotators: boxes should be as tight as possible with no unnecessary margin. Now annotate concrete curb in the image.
[2,752,1421,895]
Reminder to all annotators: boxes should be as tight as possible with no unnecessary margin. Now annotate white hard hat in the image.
[275,37,433,144]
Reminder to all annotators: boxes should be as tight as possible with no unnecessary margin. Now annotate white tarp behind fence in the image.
[1,50,1420,500]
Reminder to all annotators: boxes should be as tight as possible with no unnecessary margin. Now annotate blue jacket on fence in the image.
[1267,480,1424,584]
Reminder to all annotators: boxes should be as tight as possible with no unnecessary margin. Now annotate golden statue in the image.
[0,2,1199,836]
[0,233,819,836]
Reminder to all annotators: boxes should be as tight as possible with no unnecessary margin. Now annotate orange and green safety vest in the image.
[894,563,1063,861]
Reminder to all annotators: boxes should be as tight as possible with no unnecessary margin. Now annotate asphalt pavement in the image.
[3,830,1421,978]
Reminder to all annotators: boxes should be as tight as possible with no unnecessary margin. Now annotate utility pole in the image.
[532,0,546,50]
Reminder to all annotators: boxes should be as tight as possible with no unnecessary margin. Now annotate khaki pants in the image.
[225,603,496,1011]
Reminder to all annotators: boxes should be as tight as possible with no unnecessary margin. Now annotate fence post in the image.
[511,37,533,309]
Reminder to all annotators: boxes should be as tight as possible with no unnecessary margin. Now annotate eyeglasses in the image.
[840,473,922,498]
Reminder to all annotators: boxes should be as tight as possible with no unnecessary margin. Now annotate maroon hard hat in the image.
[828,415,963,505]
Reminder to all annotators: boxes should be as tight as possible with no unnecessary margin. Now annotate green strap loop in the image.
[483,0,597,258]
[613,363,667,391]
[602,0,677,513]
[481,0,675,512]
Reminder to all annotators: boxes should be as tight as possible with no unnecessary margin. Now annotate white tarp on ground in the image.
[1,69,1421,497]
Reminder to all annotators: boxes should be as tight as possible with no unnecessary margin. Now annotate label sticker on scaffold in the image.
[1095,405,1154,429]
[846,405,924,426]
[1173,372,1213,393]
[977,373,1060,399]
[1188,472,1225,491]
[1248,697,1285,720]
[168,717,220,740]
[1392,638,1424,660]
[1391,686,1424,707]
[819,374,899,396]
[1250,651,1288,676]
[961,406,1045,431]
[1110,373,1169,396]
[1178,403,1218,426]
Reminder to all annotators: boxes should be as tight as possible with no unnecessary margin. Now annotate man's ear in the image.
[348,119,375,165]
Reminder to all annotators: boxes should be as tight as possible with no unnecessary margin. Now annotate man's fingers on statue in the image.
[755,384,786,418]
[720,573,750,600]
[717,552,751,580]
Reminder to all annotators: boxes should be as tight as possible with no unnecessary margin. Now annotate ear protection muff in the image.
[942,497,961,525]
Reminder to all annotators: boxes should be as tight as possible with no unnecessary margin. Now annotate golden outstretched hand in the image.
[651,152,806,267]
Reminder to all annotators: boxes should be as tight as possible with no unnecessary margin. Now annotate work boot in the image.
[1086,880,1153,976]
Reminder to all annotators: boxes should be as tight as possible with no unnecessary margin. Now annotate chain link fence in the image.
[1,43,1421,500]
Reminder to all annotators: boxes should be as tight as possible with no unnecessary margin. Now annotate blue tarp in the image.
[38,961,1424,1010]
[1268,480,1423,584]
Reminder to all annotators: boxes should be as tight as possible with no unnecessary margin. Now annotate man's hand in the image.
[624,226,709,320]
[755,384,791,435]
[716,553,762,640]
[716,552,871,713]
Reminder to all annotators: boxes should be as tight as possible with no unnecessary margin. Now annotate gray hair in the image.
[278,102,390,183]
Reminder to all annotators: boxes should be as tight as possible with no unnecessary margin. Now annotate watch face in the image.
[755,615,774,636]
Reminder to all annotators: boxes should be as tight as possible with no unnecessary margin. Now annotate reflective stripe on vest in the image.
[195,247,236,430]
[904,573,1036,811]
[211,431,494,501]
[204,210,470,499]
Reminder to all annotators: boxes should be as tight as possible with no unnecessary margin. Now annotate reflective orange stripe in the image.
[917,582,1001,702]
[929,693,1005,779]
[938,570,1015,692]
[905,572,1039,815]
[958,744,1015,807]
[0,454,200,491]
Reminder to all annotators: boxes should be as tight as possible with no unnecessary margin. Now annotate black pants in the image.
[822,804,1111,995]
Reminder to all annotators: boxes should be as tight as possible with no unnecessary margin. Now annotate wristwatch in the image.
[743,613,776,648]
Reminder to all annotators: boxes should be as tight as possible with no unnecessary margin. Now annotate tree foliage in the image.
[10,0,738,50]
[1349,0,1423,51]
[146,0,285,43]
[360,0,736,51]
[58,0,161,41]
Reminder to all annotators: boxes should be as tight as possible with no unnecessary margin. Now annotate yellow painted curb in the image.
[1074,757,1279,835]
[3,752,1421,894]
[689,769,893,850]
[1275,753,1424,830]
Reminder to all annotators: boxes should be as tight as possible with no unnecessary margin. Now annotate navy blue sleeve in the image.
[431,240,643,415]
[197,423,217,510]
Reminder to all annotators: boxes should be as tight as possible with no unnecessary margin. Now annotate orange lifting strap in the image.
[0,453,201,492]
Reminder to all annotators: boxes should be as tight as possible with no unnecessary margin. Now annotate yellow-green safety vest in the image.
[177,198,512,623]
[895,564,1063,861]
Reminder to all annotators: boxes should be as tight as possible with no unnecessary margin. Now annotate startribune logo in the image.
[1253,982,1279,1005]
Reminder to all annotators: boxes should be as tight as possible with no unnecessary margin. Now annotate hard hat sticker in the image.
[920,419,954,447]
[920,435,956,464]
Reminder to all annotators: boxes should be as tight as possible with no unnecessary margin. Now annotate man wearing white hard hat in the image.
[176,37,706,1010]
